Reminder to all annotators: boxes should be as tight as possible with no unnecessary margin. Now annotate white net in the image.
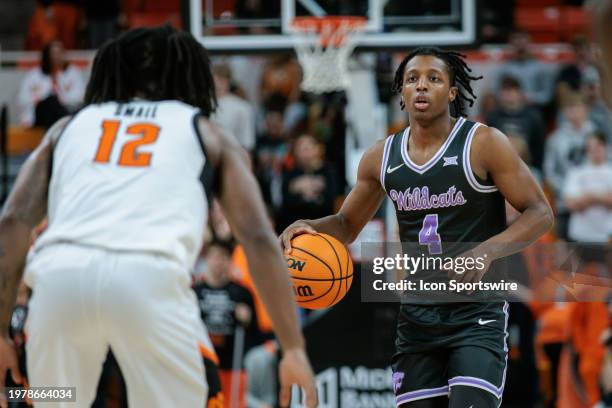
[291,18,365,93]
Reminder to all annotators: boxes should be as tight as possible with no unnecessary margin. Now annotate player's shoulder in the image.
[194,114,246,170]
[471,123,509,148]
[357,132,403,179]
[43,115,75,147]
[470,123,520,168]
[364,136,391,160]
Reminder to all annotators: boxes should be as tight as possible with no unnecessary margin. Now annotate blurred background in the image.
[1,0,611,407]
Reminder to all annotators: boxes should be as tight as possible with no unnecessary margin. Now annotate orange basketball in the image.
[286,233,353,310]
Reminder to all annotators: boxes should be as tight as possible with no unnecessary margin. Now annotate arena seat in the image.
[561,6,589,40]
[128,13,181,29]
[142,0,181,13]
[516,0,560,6]
[515,6,562,43]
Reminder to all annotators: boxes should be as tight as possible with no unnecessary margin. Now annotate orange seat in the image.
[516,0,560,6]
[143,0,181,13]
[7,126,45,155]
[561,6,589,39]
[515,7,562,42]
[128,12,181,29]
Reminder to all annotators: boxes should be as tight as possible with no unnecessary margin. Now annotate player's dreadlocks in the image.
[85,25,217,116]
[392,47,482,117]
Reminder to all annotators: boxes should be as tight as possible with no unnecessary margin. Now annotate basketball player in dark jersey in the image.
[280,47,553,407]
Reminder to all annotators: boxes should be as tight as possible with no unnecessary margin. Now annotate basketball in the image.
[286,233,353,310]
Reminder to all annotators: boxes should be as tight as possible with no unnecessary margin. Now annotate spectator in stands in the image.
[581,66,612,144]
[84,0,126,48]
[17,40,85,129]
[26,0,80,50]
[601,329,612,406]
[254,94,290,208]
[544,93,594,239]
[556,35,597,106]
[557,302,609,408]
[261,56,302,104]
[261,56,307,134]
[563,132,612,244]
[211,63,256,152]
[486,75,546,169]
[495,29,556,108]
[277,133,339,232]
[193,239,256,408]
[480,0,515,43]
[26,2,58,51]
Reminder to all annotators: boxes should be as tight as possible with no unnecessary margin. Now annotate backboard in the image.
[190,0,477,53]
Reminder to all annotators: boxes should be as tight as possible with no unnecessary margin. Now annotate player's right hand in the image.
[279,221,317,254]
[278,347,318,408]
[0,335,22,408]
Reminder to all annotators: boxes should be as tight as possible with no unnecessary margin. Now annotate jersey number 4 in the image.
[94,120,159,167]
[418,214,442,255]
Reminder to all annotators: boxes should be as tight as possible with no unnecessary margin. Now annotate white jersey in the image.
[35,100,211,269]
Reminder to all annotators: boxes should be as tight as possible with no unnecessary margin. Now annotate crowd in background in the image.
[3,1,612,407]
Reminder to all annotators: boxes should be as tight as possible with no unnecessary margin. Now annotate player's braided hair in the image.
[85,25,217,116]
[392,47,482,117]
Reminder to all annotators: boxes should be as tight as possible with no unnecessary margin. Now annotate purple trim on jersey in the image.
[396,386,449,406]
[448,376,503,398]
[400,117,465,175]
[462,122,498,193]
[448,302,508,401]
[499,301,509,397]
[380,134,395,192]
[392,371,405,394]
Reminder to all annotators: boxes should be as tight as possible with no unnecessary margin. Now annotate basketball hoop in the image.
[291,16,366,93]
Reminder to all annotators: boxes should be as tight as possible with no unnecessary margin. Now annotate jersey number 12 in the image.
[94,120,160,167]
[418,214,442,255]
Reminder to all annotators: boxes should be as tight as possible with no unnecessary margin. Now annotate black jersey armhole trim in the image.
[192,111,219,208]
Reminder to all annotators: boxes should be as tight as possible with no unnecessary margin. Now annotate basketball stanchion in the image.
[290,16,366,93]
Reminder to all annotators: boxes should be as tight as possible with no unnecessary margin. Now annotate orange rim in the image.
[291,16,367,32]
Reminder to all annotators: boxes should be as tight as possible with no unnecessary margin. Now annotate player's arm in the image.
[280,140,387,252]
[0,117,68,393]
[589,0,612,107]
[474,126,554,259]
[197,119,317,408]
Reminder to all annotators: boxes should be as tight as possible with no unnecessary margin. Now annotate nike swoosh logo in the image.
[478,319,496,325]
[386,163,404,174]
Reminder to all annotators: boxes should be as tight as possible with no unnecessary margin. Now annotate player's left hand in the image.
[278,347,318,408]
[446,245,493,285]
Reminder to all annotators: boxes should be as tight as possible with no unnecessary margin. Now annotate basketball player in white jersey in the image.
[0,26,317,408]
